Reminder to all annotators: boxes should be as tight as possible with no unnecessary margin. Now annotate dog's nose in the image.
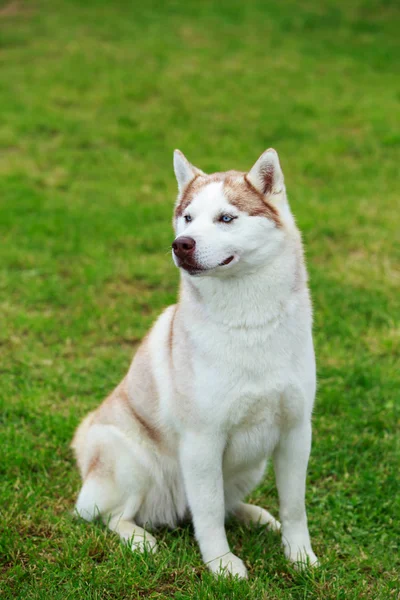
[172,236,196,257]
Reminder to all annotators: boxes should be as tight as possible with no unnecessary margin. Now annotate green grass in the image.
[1,0,399,597]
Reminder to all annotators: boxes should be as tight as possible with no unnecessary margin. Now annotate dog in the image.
[71,148,319,578]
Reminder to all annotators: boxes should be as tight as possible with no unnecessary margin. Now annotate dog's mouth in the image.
[219,255,234,266]
[178,255,236,275]
[177,260,205,275]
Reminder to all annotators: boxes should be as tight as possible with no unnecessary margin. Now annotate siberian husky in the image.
[72,148,319,578]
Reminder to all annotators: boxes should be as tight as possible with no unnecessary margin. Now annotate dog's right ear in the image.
[174,150,204,193]
[246,148,285,197]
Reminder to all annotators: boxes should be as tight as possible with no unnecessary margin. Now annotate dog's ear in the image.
[174,150,204,193]
[246,149,285,197]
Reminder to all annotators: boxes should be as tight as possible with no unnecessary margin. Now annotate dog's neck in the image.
[179,241,307,330]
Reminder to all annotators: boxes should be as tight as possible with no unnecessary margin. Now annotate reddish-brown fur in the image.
[168,305,177,369]
[175,171,281,227]
[87,452,101,477]
[120,385,160,444]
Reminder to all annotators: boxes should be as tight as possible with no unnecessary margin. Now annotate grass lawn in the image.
[1,0,399,597]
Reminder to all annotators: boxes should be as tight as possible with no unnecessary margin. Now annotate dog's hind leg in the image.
[233,502,281,532]
[74,424,157,553]
[223,461,280,532]
[75,474,118,522]
[76,475,157,552]
[107,513,157,553]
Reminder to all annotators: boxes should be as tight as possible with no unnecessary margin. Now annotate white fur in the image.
[72,149,319,578]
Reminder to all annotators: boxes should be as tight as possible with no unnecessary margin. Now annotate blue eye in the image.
[184,214,192,223]
[220,214,235,223]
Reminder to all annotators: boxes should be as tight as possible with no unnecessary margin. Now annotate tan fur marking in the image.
[168,305,178,366]
[175,174,201,217]
[226,176,281,226]
[92,341,162,445]
[87,452,101,477]
[175,171,244,217]
[175,170,281,226]
[120,383,160,444]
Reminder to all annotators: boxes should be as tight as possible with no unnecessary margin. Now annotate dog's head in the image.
[172,149,294,277]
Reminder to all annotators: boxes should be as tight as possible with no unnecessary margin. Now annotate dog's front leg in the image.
[180,431,248,579]
[273,421,319,568]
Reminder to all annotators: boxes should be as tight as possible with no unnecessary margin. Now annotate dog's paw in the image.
[285,546,319,570]
[257,508,281,532]
[129,532,158,554]
[207,552,248,579]
[234,503,280,532]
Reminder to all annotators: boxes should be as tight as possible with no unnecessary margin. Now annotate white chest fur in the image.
[186,286,314,427]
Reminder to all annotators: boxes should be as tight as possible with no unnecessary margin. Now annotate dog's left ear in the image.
[174,150,205,194]
[246,149,285,198]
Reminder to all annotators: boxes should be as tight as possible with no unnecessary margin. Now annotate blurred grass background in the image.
[0,0,399,598]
